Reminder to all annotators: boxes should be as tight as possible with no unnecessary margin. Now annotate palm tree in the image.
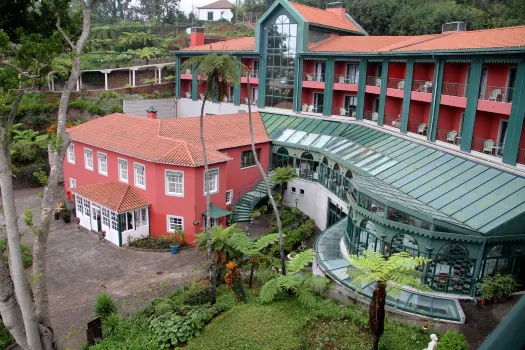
[91,26,119,40]
[246,70,288,275]
[137,47,155,65]
[348,251,431,350]
[181,53,242,304]
[270,166,297,199]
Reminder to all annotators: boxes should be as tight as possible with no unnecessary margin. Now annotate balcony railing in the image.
[412,80,433,93]
[303,72,325,83]
[436,128,461,144]
[366,76,382,87]
[471,136,504,157]
[225,95,234,103]
[441,82,467,97]
[387,78,406,90]
[479,86,514,103]
[249,71,259,78]
[335,74,359,85]
[332,106,357,117]
[384,115,401,128]
[363,110,378,122]
[407,120,425,134]
[518,148,525,165]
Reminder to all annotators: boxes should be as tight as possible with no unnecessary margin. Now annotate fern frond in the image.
[253,233,280,251]
[276,276,301,292]
[305,274,329,294]
[257,267,279,283]
[287,249,315,275]
[296,287,317,308]
[260,278,281,303]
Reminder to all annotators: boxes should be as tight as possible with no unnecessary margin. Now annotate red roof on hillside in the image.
[67,113,271,167]
[182,37,255,51]
[290,2,362,33]
[72,182,149,213]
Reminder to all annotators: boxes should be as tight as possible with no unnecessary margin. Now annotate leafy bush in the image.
[476,273,516,300]
[128,236,170,250]
[0,320,13,349]
[0,239,33,268]
[99,90,120,99]
[102,313,121,337]
[437,330,468,350]
[183,283,211,306]
[268,218,315,256]
[94,292,118,319]
[12,162,49,186]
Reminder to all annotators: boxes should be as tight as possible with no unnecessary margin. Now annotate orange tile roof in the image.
[72,182,149,213]
[67,113,271,167]
[309,26,525,53]
[182,37,255,51]
[290,2,362,33]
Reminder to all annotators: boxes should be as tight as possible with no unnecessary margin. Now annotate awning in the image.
[202,202,232,219]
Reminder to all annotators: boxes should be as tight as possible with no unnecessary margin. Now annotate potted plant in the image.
[250,209,261,223]
[98,230,106,240]
[54,210,60,220]
[61,210,71,223]
[164,228,185,254]
[75,217,81,230]
[193,219,200,226]
[477,275,497,305]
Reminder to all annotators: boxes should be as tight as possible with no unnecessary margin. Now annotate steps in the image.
[232,176,276,223]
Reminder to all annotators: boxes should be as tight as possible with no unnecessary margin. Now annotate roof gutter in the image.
[299,46,525,57]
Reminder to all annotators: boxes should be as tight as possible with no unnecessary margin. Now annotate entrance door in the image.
[313,93,324,114]
[478,68,488,99]
[91,204,101,232]
[315,62,325,82]
[497,120,509,156]
[344,95,357,117]
[507,68,517,102]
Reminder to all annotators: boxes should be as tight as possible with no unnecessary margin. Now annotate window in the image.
[120,212,134,231]
[346,63,360,84]
[84,148,93,170]
[291,187,296,193]
[98,152,107,176]
[135,208,148,228]
[110,212,118,230]
[358,193,385,217]
[226,190,233,205]
[83,198,91,216]
[204,168,219,194]
[69,178,76,189]
[134,163,146,189]
[76,196,83,214]
[167,215,184,232]
[387,207,430,230]
[300,189,304,195]
[165,170,184,196]
[102,208,110,227]
[241,149,260,168]
[252,61,259,78]
[118,158,128,182]
[67,144,75,164]
[207,11,213,20]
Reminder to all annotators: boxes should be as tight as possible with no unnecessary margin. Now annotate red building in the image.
[64,111,271,246]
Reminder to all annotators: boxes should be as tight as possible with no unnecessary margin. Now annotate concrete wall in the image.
[282,178,348,231]
[124,98,178,118]
[198,8,234,21]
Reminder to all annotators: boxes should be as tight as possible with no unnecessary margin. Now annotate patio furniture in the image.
[417,123,427,135]
[375,78,382,87]
[185,92,191,98]
[392,118,401,128]
[398,80,405,89]
[352,110,357,117]
[488,89,502,101]
[307,105,314,112]
[447,130,458,143]
[339,107,347,116]
[223,96,228,102]
[185,69,191,74]
[420,81,433,93]
[338,76,345,84]
[302,104,308,112]
[455,135,462,145]
[306,74,313,81]
[371,112,379,122]
[244,97,249,104]
[483,139,495,154]
[200,93,205,100]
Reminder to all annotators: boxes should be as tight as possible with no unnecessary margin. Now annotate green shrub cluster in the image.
[437,330,468,350]
[183,284,211,306]
[0,239,33,269]
[476,273,516,300]
[268,216,315,256]
[128,236,170,250]
[0,320,13,349]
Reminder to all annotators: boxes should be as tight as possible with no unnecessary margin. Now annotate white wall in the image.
[122,226,149,245]
[124,98,177,119]
[282,179,348,231]
[198,8,234,21]
[177,98,258,118]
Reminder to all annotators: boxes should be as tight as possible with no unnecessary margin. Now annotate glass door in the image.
[478,68,488,99]
[315,62,325,82]
[91,204,101,232]
[346,63,359,84]
[344,95,357,117]
[313,92,324,114]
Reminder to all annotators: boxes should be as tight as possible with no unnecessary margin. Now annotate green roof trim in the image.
[203,203,232,219]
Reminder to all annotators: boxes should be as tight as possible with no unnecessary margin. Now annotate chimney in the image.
[146,106,157,119]
[190,27,205,47]
[326,2,346,21]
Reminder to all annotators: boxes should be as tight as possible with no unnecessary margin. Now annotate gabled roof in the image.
[72,182,149,213]
[308,25,525,53]
[67,113,271,167]
[181,37,255,52]
[290,2,363,34]
[198,0,233,9]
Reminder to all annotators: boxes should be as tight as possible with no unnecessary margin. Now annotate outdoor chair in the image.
[200,93,205,100]
[338,76,345,84]
[375,78,382,87]
[306,74,313,81]
[302,104,308,112]
[307,105,314,112]
[398,80,405,89]
[244,97,249,104]
[483,139,495,154]
[351,110,357,117]
[339,108,346,116]
[223,96,228,102]
[488,89,502,101]
[447,130,457,143]
[185,92,191,98]
[185,69,191,74]
[372,112,379,122]
[392,118,401,128]
[417,123,427,135]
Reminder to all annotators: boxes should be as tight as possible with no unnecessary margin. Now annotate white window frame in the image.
[135,207,149,228]
[69,178,76,189]
[84,148,93,171]
[110,212,118,230]
[226,189,233,205]
[165,169,184,197]
[118,158,128,183]
[97,152,108,176]
[76,196,83,214]
[204,168,219,195]
[67,144,75,164]
[167,215,184,233]
[101,207,110,227]
[133,162,146,189]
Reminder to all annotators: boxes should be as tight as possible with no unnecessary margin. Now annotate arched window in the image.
[483,245,510,277]
[345,170,353,179]
[277,147,288,155]
[276,14,290,24]
[299,152,314,173]
[275,147,290,168]
[391,233,419,257]
[322,157,328,165]
[333,163,340,172]
[487,244,510,258]
[300,152,313,160]
[361,219,376,233]
[438,243,468,257]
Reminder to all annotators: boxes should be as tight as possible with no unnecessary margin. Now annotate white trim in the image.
[97,152,108,176]
[133,162,146,189]
[67,144,75,164]
[166,215,184,232]
[241,165,258,170]
[69,178,76,189]
[118,158,128,183]
[165,169,184,197]
[84,148,93,171]
[226,189,233,205]
[204,168,219,195]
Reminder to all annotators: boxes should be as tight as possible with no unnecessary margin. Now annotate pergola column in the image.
[132,69,136,87]
[76,78,80,91]
[103,72,109,90]
[158,66,162,84]
[460,59,483,152]
[502,59,525,166]
[400,59,414,133]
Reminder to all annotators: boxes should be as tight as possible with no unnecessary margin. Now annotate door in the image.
[315,62,325,82]
[252,61,259,77]
[91,204,101,232]
[313,92,324,114]
[478,68,488,99]
[497,120,509,156]
[346,63,359,84]
[507,68,517,102]
[344,95,357,117]
[252,87,258,103]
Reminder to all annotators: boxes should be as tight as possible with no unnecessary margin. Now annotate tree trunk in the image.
[370,281,386,350]
[246,75,286,276]
[33,2,97,331]
[199,96,217,305]
[248,258,255,288]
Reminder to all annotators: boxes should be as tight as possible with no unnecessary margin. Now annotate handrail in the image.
[231,165,269,206]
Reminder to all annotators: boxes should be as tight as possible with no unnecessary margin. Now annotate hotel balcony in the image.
[366,76,382,87]
[303,71,325,83]
[331,105,357,118]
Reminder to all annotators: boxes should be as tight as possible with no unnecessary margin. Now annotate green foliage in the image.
[102,313,121,338]
[128,236,171,249]
[163,75,175,81]
[476,273,516,300]
[9,123,49,164]
[183,283,211,306]
[437,330,468,350]
[270,166,298,187]
[0,239,33,269]
[0,319,13,349]
[94,292,118,320]
[12,162,50,186]
[268,216,315,255]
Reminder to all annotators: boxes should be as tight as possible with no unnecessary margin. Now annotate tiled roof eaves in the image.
[304,46,525,56]
[214,139,272,151]
[308,23,364,35]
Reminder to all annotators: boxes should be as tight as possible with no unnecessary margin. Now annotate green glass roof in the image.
[263,113,525,235]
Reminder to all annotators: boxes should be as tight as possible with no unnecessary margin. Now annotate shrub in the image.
[102,312,121,337]
[0,239,33,269]
[12,162,50,186]
[128,236,170,250]
[183,284,211,306]
[437,330,468,350]
[476,273,516,300]
[99,90,120,99]
[0,320,13,349]
[94,292,118,319]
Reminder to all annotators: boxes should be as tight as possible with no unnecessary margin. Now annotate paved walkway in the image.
[1,186,206,348]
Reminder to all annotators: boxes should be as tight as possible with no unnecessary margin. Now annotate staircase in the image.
[232,174,276,223]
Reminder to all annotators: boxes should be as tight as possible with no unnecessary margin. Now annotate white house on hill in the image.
[197,0,234,22]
